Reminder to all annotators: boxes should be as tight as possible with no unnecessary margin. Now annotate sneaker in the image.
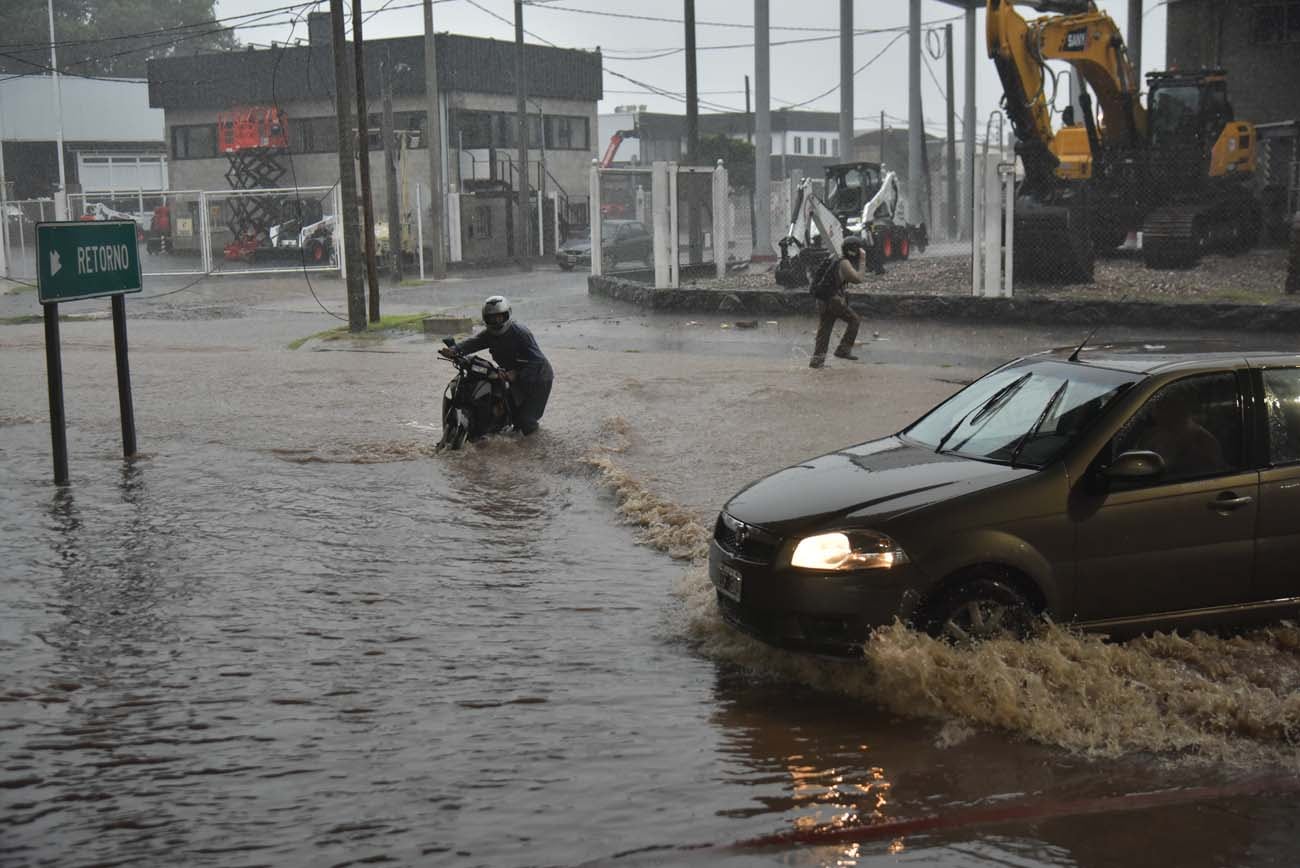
[833,350,859,361]
[809,356,825,369]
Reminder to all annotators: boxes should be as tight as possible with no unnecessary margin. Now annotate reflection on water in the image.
[3,426,1300,867]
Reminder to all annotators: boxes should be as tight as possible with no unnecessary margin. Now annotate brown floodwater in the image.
[3,301,1300,866]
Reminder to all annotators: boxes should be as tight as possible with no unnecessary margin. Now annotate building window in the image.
[820,137,827,155]
[450,110,588,151]
[289,117,339,154]
[832,139,839,157]
[793,135,802,154]
[1253,1,1300,43]
[170,124,217,159]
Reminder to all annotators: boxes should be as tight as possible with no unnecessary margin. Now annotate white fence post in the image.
[552,195,560,254]
[712,159,728,278]
[1000,162,1015,298]
[416,182,425,280]
[667,162,679,288]
[199,191,212,275]
[652,161,670,287]
[537,194,544,256]
[447,192,462,263]
[589,159,603,276]
[982,158,1001,297]
[971,158,982,297]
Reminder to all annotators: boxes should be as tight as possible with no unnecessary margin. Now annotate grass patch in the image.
[0,314,44,325]
[289,312,432,350]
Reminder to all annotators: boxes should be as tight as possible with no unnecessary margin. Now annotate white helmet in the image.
[482,295,512,335]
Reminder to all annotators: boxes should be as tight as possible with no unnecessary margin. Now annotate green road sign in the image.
[36,221,143,304]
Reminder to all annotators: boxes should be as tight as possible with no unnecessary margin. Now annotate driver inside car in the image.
[439,295,554,436]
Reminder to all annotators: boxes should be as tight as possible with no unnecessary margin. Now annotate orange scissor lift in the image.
[218,107,290,261]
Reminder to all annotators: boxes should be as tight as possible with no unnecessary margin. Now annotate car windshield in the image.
[902,360,1139,467]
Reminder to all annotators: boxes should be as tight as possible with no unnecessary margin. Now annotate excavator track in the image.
[1141,208,1205,269]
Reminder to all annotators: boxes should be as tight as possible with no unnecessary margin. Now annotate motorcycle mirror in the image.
[442,337,456,348]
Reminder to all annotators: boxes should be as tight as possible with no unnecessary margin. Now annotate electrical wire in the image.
[780,31,906,110]
[272,5,348,321]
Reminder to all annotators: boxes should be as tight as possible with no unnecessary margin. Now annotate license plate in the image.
[715,563,742,602]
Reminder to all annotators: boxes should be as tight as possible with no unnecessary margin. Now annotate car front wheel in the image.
[924,574,1037,643]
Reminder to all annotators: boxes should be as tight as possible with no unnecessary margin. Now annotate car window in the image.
[1262,368,1300,465]
[904,360,1138,467]
[1109,372,1242,483]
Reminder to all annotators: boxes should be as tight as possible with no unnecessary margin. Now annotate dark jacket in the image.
[455,321,551,378]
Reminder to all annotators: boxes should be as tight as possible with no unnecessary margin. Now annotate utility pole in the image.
[752,0,771,260]
[945,22,957,240]
[423,0,446,278]
[351,0,381,320]
[962,4,975,241]
[47,0,67,219]
[513,0,531,266]
[1127,0,1143,78]
[880,110,885,164]
[907,0,923,225]
[382,53,403,285]
[329,0,366,331]
[685,0,702,265]
[839,0,853,163]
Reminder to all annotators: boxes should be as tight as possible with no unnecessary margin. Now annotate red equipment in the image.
[217,107,289,153]
[219,106,290,261]
[600,129,638,168]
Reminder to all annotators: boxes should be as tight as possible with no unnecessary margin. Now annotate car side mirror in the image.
[1103,450,1166,482]
[442,337,456,348]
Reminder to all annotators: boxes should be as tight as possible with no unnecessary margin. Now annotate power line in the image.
[780,31,906,110]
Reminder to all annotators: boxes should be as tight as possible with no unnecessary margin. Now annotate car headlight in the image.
[790,531,908,571]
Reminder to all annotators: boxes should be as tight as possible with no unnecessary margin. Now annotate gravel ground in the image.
[693,246,1297,306]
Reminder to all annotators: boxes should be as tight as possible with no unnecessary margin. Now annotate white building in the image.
[0,76,165,200]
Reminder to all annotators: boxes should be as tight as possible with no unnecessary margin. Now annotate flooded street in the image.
[3,270,1300,866]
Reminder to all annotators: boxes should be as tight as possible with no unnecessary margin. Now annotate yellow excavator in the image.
[987,0,1260,281]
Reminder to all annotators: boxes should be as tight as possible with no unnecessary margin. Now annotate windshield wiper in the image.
[1008,380,1069,468]
[933,372,1033,456]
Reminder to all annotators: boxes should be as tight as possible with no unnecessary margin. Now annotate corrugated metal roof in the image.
[147,33,601,109]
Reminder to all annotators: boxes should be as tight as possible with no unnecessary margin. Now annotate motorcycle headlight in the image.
[790,531,908,571]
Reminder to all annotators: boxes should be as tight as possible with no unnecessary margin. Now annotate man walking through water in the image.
[439,295,554,435]
[809,236,868,369]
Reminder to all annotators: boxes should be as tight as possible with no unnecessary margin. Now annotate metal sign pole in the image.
[111,294,136,456]
[43,303,68,485]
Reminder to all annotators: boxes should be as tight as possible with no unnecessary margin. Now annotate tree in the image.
[697,134,755,190]
[1,0,237,79]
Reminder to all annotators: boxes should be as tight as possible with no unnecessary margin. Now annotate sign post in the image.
[36,221,143,484]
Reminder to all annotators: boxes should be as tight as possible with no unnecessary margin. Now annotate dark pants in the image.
[513,362,554,435]
[811,294,861,362]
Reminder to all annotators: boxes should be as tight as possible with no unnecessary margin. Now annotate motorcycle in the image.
[437,337,515,450]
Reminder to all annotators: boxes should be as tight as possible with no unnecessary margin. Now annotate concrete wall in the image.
[1166,0,1300,126]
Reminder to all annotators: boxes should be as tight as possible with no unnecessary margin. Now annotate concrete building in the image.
[147,13,601,259]
[598,108,844,180]
[1166,0,1300,229]
[0,76,165,200]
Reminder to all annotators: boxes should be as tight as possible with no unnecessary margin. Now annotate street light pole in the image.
[513,0,531,266]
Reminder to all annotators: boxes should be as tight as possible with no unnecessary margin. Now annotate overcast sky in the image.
[215,0,1168,140]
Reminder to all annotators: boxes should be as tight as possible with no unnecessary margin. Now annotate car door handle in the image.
[1209,493,1253,512]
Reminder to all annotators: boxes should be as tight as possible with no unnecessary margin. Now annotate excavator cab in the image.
[1145,70,1255,200]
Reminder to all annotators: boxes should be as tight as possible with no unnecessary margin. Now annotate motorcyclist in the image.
[438,296,554,435]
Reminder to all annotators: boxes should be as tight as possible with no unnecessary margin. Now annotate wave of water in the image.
[585,420,1300,770]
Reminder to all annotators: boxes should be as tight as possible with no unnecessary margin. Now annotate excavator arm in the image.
[987,0,1146,185]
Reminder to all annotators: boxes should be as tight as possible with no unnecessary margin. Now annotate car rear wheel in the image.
[924,575,1037,644]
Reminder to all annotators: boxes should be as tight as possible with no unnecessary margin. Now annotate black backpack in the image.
[809,255,843,300]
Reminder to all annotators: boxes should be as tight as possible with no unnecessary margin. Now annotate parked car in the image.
[555,219,652,271]
[710,341,1300,653]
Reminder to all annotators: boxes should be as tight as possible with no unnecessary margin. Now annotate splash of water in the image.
[584,418,1300,769]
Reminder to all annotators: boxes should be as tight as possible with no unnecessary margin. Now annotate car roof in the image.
[1033,339,1297,374]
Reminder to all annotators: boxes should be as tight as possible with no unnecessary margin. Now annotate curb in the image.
[587,275,1300,332]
